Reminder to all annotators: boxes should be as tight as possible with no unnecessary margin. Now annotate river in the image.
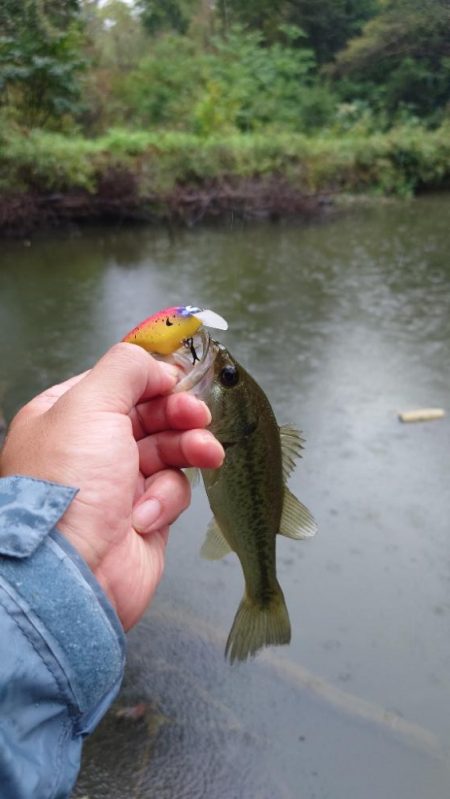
[1,194,450,798]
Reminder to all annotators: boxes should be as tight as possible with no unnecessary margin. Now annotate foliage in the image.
[1,0,450,214]
[118,26,336,134]
[1,124,449,199]
[0,0,86,128]
[333,0,450,119]
[80,0,148,132]
[83,0,147,69]
[215,0,378,62]
[136,0,200,35]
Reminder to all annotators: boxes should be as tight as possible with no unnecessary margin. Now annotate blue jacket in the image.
[0,476,126,798]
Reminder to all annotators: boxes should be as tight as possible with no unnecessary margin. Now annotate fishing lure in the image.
[123,305,228,356]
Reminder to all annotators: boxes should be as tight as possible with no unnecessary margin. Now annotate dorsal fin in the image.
[279,424,304,481]
[279,486,317,539]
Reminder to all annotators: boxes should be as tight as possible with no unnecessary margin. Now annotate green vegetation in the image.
[1,0,449,228]
[3,126,449,198]
[0,0,86,128]
[333,0,450,121]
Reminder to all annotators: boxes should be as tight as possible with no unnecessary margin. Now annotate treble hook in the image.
[184,336,200,364]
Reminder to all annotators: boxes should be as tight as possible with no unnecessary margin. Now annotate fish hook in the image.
[183,337,200,364]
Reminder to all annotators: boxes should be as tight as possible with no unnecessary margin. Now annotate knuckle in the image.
[111,341,152,366]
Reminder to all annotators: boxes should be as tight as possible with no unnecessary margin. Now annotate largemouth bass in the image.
[173,331,317,664]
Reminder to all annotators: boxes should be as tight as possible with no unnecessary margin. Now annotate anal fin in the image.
[280,486,317,539]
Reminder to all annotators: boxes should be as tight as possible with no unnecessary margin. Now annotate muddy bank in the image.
[0,175,329,236]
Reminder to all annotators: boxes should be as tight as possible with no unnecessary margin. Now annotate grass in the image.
[1,124,449,225]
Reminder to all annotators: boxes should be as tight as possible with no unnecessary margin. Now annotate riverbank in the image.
[1,126,449,234]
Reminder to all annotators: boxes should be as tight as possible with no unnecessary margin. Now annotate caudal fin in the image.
[225,584,291,664]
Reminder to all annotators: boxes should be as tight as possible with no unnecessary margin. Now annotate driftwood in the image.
[398,408,445,423]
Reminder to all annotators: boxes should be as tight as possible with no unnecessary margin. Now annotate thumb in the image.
[65,343,178,415]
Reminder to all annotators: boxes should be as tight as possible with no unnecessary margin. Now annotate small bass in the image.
[174,333,317,663]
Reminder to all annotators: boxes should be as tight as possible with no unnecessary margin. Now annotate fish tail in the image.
[225,583,291,664]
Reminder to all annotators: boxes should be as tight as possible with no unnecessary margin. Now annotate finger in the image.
[10,370,91,424]
[138,429,224,476]
[132,469,191,533]
[67,343,179,415]
[130,392,211,440]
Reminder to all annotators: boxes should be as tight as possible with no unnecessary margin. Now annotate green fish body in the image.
[198,344,317,663]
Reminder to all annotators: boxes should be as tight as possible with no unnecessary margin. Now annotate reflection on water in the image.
[1,195,450,798]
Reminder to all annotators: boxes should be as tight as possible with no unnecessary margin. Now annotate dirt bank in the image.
[0,175,330,236]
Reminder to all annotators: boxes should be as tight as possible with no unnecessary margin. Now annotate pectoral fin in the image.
[279,424,304,480]
[280,486,318,539]
[184,467,200,487]
[200,517,232,560]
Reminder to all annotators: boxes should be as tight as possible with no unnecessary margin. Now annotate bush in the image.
[1,124,449,200]
[116,27,337,135]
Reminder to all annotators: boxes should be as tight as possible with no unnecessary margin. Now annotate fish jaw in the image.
[171,332,220,394]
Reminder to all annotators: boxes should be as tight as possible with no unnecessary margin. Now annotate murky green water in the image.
[1,195,450,798]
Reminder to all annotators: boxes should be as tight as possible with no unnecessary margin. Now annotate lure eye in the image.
[220,365,239,388]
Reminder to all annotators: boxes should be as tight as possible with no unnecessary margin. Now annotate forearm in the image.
[0,476,126,799]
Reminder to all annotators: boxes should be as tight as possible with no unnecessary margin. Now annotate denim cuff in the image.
[0,476,126,734]
[0,475,77,556]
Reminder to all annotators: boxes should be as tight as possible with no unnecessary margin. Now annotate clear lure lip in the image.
[168,328,219,394]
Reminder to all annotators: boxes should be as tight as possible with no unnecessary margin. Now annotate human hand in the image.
[0,343,224,630]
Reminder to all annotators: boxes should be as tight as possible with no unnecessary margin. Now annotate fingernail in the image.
[199,431,225,464]
[199,430,218,444]
[133,498,162,532]
[200,401,212,425]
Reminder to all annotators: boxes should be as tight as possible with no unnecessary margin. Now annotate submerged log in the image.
[398,408,445,423]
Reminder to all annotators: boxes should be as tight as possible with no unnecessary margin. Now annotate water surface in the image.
[1,195,449,798]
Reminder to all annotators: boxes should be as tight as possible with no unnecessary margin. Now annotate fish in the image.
[122,305,228,356]
[171,329,317,664]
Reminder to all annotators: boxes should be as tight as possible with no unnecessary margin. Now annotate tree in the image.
[333,0,450,117]
[136,0,201,35]
[0,0,86,128]
[84,0,147,70]
[215,0,378,63]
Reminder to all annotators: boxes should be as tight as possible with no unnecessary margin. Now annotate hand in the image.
[0,343,224,630]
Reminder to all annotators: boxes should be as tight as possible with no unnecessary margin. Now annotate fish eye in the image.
[220,365,239,388]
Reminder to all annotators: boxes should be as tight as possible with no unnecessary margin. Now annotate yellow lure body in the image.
[123,306,204,355]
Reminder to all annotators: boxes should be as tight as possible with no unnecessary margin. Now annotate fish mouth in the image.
[165,328,219,395]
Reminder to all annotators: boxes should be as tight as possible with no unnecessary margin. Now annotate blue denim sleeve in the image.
[0,475,126,799]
